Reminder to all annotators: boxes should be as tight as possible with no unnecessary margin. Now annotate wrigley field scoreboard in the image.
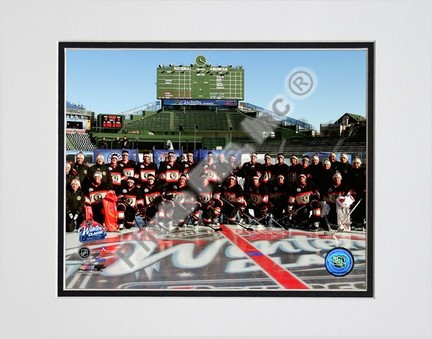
[157,55,244,101]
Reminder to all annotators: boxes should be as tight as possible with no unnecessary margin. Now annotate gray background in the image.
[1,0,431,337]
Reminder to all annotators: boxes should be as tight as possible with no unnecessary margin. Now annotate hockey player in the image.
[137,152,158,187]
[287,173,322,231]
[84,171,112,225]
[286,154,302,189]
[215,153,231,184]
[317,159,335,196]
[300,155,310,177]
[157,151,182,187]
[306,155,322,187]
[71,152,89,187]
[338,153,351,182]
[328,152,341,172]
[166,174,195,227]
[87,153,111,186]
[192,175,223,230]
[119,150,137,183]
[244,175,270,224]
[268,174,290,222]
[238,152,262,192]
[66,162,78,190]
[181,152,198,177]
[141,174,164,226]
[220,175,246,224]
[117,176,144,230]
[201,151,220,184]
[107,154,123,194]
[66,178,85,232]
[260,153,275,185]
[227,154,241,177]
[272,153,289,182]
[323,172,355,229]
[347,157,366,229]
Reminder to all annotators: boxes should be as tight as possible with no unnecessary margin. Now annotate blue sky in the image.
[66,48,368,131]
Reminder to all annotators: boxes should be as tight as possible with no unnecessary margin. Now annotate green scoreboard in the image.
[156,55,244,100]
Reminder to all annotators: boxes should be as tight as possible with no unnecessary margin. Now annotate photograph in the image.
[59,42,373,297]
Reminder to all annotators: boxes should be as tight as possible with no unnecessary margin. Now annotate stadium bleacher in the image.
[66,133,96,151]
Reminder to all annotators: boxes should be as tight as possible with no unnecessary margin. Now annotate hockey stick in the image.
[324,198,363,236]
[240,206,269,229]
[275,204,309,229]
[266,214,287,229]
[220,197,253,231]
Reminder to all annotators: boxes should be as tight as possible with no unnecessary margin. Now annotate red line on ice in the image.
[221,225,309,289]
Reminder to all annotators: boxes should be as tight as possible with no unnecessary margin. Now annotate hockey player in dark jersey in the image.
[201,151,220,184]
[260,153,275,185]
[287,173,322,231]
[137,152,158,187]
[141,174,164,226]
[119,150,137,184]
[220,175,246,224]
[66,178,85,232]
[191,175,223,230]
[117,176,144,230]
[244,175,270,224]
[157,151,182,187]
[165,174,196,227]
[347,157,366,229]
[84,171,112,225]
[227,154,241,178]
[215,153,232,184]
[300,155,310,177]
[107,153,123,194]
[306,155,322,187]
[181,152,198,178]
[338,153,351,182]
[87,153,111,187]
[71,152,89,188]
[66,162,78,191]
[322,172,355,229]
[268,174,290,222]
[317,160,335,196]
[287,154,302,189]
[328,152,341,172]
[272,153,289,182]
[238,152,262,192]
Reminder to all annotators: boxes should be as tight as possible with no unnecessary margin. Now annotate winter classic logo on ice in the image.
[78,221,107,243]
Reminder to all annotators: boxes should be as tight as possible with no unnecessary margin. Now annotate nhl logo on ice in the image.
[325,247,354,277]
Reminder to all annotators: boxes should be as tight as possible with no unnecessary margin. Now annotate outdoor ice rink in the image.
[64,224,367,293]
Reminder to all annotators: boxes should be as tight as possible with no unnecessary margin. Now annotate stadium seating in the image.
[66,133,96,151]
